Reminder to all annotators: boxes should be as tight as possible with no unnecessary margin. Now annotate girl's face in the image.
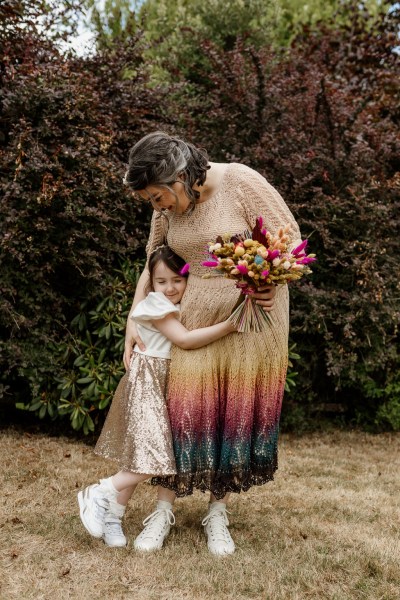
[152,260,187,304]
[137,181,190,215]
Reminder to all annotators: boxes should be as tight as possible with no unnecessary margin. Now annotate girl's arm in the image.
[123,268,149,368]
[152,315,236,350]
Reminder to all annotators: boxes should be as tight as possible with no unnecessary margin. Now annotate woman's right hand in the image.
[123,322,146,370]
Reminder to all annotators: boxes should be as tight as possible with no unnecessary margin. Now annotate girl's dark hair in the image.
[124,131,210,212]
[145,245,189,295]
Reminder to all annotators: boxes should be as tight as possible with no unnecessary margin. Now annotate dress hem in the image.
[151,464,278,500]
[93,449,177,476]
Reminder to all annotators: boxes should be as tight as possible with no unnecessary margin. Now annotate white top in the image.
[130,292,180,359]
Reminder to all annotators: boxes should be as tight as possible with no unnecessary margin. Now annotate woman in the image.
[123,131,302,556]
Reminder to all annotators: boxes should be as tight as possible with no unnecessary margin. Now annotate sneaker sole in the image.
[77,490,103,538]
[133,542,163,552]
[103,536,128,548]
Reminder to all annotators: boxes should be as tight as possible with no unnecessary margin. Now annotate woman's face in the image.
[136,181,190,215]
[152,260,187,304]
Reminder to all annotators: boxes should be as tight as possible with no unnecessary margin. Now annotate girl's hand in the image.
[252,285,277,313]
[123,322,146,370]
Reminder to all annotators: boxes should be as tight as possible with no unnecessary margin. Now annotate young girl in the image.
[78,245,236,548]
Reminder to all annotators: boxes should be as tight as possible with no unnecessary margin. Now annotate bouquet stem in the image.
[228,294,272,333]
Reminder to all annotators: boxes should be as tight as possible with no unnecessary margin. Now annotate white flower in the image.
[283,261,291,270]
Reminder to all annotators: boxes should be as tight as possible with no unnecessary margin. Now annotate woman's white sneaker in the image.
[202,503,235,556]
[134,502,175,552]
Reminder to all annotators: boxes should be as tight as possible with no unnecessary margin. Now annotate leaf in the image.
[85,413,95,432]
[98,396,110,410]
[77,376,94,384]
[73,356,86,367]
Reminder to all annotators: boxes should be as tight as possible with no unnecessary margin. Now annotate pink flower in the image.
[268,249,280,260]
[297,257,316,265]
[261,269,270,277]
[179,263,190,275]
[292,240,308,256]
[202,260,219,267]
[236,264,249,275]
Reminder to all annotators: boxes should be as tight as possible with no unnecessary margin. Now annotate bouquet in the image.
[202,216,316,332]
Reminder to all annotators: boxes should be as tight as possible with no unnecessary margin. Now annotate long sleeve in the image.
[233,164,302,251]
[145,210,170,258]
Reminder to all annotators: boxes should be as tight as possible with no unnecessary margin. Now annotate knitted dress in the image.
[150,163,302,499]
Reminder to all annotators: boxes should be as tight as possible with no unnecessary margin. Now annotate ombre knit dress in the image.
[149,163,302,500]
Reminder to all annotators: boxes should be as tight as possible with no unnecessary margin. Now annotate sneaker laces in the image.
[141,508,175,535]
[202,507,232,542]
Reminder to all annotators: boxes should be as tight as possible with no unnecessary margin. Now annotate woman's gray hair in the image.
[123,131,210,212]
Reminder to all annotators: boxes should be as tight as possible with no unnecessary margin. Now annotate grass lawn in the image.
[0,429,399,599]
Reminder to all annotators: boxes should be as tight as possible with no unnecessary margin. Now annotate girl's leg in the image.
[100,471,152,549]
[78,470,152,547]
[203,491,235,556]
[116,485,136,506]
[110,471,152,507]
[111,471,151,499]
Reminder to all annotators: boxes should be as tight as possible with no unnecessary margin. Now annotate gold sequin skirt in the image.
[94,352,177,475]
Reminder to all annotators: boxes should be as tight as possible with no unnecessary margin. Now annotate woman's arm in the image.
[123,268,149,369]
[152,315,236,350]
[235,165,302,313]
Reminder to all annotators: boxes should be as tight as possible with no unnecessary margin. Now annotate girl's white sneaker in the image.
[78,483,109,538]
[103,515,128,547]
[202,503,235,556]
[134,503,175,552]
[77,479,117,538]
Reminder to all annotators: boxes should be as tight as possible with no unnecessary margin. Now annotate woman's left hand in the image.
[252,285,277,312]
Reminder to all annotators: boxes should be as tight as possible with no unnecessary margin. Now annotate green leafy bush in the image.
[0,1,169,415]
[166,5,399,429]
[16,260,143,434]
[1,1,399,432]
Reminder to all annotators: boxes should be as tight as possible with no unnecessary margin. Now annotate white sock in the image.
[157,500,173,511]
[108,499,126,518]
[99,476,119,499]
[209,502,227,511]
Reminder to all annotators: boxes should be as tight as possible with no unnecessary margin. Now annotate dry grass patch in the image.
[0,429,399,600]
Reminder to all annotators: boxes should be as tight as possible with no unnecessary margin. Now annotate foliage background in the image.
[1,0,399,433]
